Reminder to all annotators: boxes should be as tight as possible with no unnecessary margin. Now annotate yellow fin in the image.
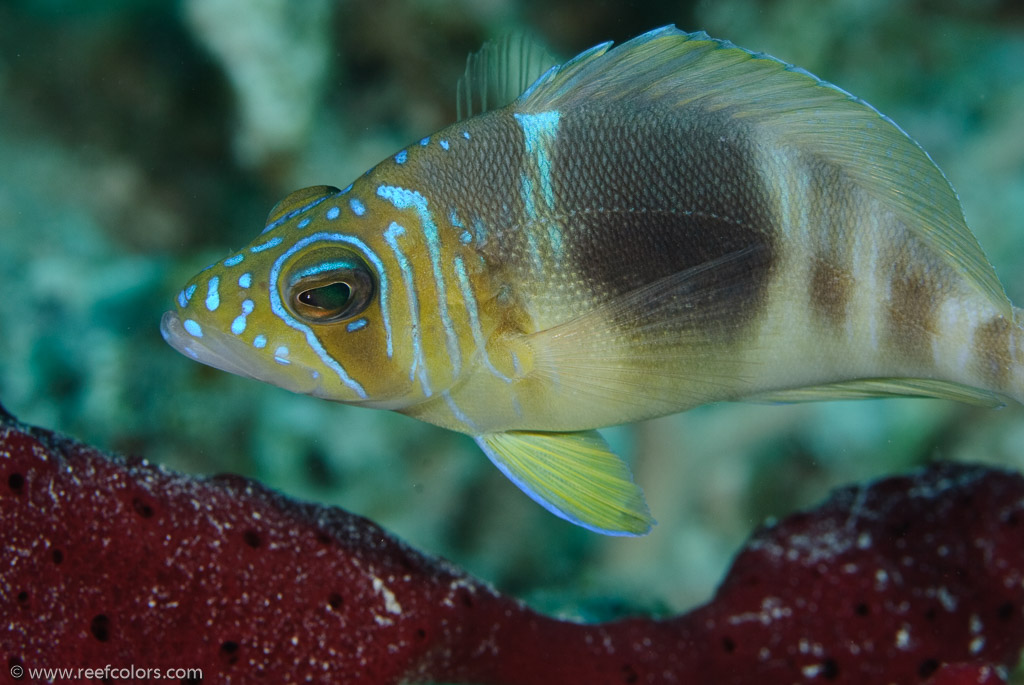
[475,430,654,536]
[746,377,1006,408]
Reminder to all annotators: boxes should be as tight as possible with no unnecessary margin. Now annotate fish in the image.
[161,26,1024,537]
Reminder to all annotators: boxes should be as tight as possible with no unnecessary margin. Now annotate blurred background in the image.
[1,0,1023,623]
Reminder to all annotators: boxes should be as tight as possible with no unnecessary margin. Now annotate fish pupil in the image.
[299,282,351,312]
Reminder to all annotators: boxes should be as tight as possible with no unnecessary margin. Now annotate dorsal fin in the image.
[456,33,559,120]
[515,25,1010,313]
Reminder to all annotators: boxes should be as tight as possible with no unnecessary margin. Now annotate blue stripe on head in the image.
[251,236,283,253]
[287,258,363,287]
[267,233,392,359]
[375,185,461,376]
[261,192,333,235]
[224,254,245,267]
[268,232,393,397]
[326,206,340,220]
[383,221,428,394]
[349,199,366,216]
[453,256,511,383]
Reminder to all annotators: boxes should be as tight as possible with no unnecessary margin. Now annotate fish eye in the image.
[265,185,341,228]
[284,254,375,324]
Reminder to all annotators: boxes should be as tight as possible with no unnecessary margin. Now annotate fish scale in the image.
[162,26,1024,537]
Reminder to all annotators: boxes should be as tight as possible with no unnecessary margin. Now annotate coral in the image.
[2,403,1022,684]
[182,0,335,171]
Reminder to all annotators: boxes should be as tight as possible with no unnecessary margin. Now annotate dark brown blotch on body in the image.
[809,257,853,326]
[547,104,777,339]
[973,316,1017,390]
[802,154,859,328]
[886,258,938,363]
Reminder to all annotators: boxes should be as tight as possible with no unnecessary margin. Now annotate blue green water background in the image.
[1,0,1022,626]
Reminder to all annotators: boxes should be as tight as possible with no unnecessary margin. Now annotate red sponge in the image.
[2,404,1022,684]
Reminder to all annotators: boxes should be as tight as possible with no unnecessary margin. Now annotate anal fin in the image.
[475,430,654,536]
[745,377,1007,408]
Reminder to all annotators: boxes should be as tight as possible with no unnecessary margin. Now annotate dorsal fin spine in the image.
[457,33,560,120]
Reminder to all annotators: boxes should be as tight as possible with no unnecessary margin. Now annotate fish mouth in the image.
[160,310,321,395]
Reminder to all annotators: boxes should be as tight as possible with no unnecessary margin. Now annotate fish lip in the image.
[160,310,321,395]
[161,311,262,380]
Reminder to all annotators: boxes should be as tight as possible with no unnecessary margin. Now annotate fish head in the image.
[162,184,431,409]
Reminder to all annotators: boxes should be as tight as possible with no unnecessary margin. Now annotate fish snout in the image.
[160,310,323,395]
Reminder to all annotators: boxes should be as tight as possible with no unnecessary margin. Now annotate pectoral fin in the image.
[475,430,654,536]
[524,245,767,418]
